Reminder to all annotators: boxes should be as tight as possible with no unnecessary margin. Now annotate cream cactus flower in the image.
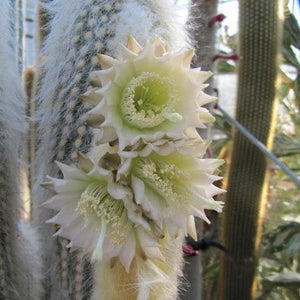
[83,36,216,150]
[119,149,224,238]
[43,154,162,272]
[43,35,225,278]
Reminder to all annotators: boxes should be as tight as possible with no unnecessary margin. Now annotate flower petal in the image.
[131,175,145,205]
[55,161,89,181]
[126,35,143,54]
[97,54,116,69]
[81,88,103,106]
[92,219,107,262]
[78,152,94,173]
[187,215,197,241]
[152,36,167,57]
[119,232,136,272]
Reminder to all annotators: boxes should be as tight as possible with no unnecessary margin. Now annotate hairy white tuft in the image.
[0,1,27,149]
[110,0,189,54]
[92,233,185,300]
[17,221,43,300]
[137,233,185,300]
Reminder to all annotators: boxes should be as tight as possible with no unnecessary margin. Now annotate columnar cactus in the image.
[189,0,218,71]
[183,1,219,299]
[33,1,191,299]
[40,34,223,300]
[0,1,225,299]
[0,1,42,299]
[220,1,283,299]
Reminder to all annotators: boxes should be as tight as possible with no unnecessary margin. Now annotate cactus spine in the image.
[34,0,188,298]
[220,1,283,299]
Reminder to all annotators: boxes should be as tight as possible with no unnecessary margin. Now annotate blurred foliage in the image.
[210,113,232,155]
[256,221,300,299]
[217,25,237,73]
[280,3,300,134]
[203,2,300,300]
[273,133,300,161]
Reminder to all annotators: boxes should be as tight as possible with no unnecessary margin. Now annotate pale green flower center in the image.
[134,157,189,206]
[120,72,182,129]
[77,183,128,244]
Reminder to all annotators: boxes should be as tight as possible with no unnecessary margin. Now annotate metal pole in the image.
[216,104,300,187]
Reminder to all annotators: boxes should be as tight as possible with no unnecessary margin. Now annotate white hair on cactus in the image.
[17,220,43,300]
[0,1,27,151]
[136,233,185,300]
[0,1,42,299]
[110,0,189,54]
[34,2,129,297]
[91,234,184,300]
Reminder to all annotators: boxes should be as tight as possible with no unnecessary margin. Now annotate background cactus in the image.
[0,1,42,299]
[219,1,284,299]
[182,1,219,299]
[33,1,189,299]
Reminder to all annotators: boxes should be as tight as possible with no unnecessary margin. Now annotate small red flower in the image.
[208,14,226,27]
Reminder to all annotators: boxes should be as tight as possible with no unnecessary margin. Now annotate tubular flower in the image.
[83,36,216,150]
[43,154,161,272]
[119,150,224,238]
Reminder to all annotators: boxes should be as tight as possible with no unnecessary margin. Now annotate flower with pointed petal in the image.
[83,36,216,150]
[43,154,161,272]
[119,150,224,238]
[120,131,211,159]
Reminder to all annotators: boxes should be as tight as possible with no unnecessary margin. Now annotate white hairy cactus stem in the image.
[35,0,190,299]
[0,1,42,299]
[92,233,184,300]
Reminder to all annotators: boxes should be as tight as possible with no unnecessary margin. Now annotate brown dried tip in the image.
[77,152,94,173]
[38,2,51,47]
[81,88,102,106]
[86,113,105,127]
[40,181,54,191]
[90,71,103,87]
[23,67,37,100]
